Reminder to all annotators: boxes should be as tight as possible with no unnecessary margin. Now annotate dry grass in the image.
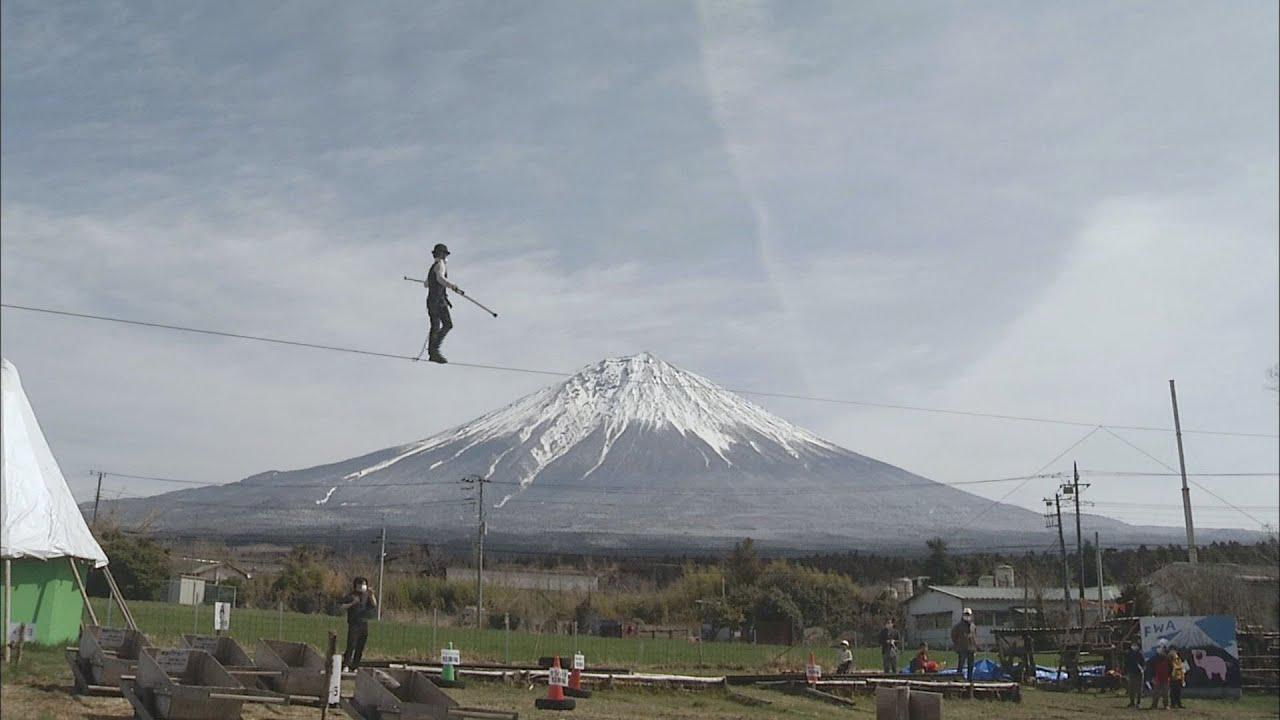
[2,644,1277,720]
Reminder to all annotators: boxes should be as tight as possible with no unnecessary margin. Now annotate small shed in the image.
[1,357,110,646]
[167,576,207,606]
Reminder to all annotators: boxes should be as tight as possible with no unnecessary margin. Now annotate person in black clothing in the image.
[1123,641,1145,708]
[341,576,377,671]
[878,618,900,673]
[424,243,464,363]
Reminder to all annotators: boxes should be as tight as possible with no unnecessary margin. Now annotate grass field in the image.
[88,597,903,671]
[3,644,1278,720]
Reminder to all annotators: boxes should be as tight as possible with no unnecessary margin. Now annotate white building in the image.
[905,584,1121,649]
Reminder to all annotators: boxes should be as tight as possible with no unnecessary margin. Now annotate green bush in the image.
[86,530,171,601]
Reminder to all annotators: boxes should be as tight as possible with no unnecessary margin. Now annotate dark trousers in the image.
[1171,679,1183,707]
[956,650,975,681]
[882,652,898,673]
[1126,674,1143,706]
[428,300,452,355]
[343,623,368,670]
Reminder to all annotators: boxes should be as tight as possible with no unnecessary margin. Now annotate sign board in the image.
[1140,615,1240,698]
[806,663,822,683]
[213,602,231,631]
[548,667,570,687]
[7,623,35,643]
[156,649,192,675]
[189,636,220,653]
[440,648,462,666]
[572,653,585,671]
[328,655,342,704]
[97,628,127,648]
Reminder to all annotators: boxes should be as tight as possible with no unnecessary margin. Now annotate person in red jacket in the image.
[1148,646,1172,709]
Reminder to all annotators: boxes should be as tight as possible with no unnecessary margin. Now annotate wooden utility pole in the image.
[1094,532,1105,622]
[91,470,104,526]
[1045,495,1072,623]
[461,475,489,630]
[1168,380,1198,564]
[1069,463,1088,628]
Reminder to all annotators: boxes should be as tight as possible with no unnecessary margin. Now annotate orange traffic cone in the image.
[806,651,821,687]
[566,653,591,699]
[535,656,576,711]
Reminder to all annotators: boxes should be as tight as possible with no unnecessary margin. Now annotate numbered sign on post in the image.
[213,602,231,632]
[156,649,191,675]
[548,667,570,687]
[440,648,462,665]
[573,653,585,671]
[328,655,342,704]
[806,663,821,683]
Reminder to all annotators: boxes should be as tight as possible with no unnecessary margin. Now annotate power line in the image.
[950,425,1102,538]
[95,470,466,490]
[1099,427,1273,530]
[5,302,1276,438]
[1081,470,1279,478]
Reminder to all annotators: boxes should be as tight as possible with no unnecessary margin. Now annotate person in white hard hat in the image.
[950,607,978,682]
[836,639,854,674]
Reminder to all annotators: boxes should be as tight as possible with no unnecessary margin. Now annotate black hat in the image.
[433,243,451,257]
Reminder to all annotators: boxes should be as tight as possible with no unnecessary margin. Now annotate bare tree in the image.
[1267,363,1278,395]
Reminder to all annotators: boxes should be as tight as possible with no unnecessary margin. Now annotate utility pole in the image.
[1169,380,1198,564]
[461,475,489,630]
[377,523,387,621]
[91,470,104,526]
[1044,494,1072,624]
[1094,532,1105,622]
[1066,463,1089,628]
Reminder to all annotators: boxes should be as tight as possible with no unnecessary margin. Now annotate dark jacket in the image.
[950,620,976,652]
[1124,648,1145,676]
[345,591,376,626]
[878,627,900,655]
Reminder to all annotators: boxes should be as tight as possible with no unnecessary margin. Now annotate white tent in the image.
[2,356,109,650]
[1,357,108,566]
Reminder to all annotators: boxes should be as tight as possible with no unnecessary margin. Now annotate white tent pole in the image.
[4,559,12,663]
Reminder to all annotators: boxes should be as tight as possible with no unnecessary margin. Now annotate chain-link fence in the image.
[84,597,859,670]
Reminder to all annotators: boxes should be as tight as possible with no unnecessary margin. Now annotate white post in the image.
[377,524,386,621]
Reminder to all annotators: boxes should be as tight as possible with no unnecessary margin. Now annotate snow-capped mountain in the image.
[98,353,1066,547]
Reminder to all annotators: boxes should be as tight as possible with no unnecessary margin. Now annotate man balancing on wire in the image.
[424,243,465,363]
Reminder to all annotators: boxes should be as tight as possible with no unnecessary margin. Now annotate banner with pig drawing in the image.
[1139,615,1241,699]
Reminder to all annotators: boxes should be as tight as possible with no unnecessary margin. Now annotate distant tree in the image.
[1268,364,1279,396]
[726,538,763,588]
[1118,582,1153,617]
[272,546,328,613]
[922,537,958,585]
[86,530,171,601]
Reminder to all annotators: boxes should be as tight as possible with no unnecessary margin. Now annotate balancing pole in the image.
[403,277,498,317]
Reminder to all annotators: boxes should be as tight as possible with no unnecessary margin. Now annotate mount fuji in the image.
[99,353,1128,550]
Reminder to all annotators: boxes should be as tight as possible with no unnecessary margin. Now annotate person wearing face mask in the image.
[1124,641,1145,708]
[950,608,977,682]
[341,576,378,671]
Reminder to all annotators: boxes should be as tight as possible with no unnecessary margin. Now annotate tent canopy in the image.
[2,357,108,567]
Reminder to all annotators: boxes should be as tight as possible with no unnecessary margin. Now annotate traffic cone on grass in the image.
[565,653,591,699]
[534,656,576,711]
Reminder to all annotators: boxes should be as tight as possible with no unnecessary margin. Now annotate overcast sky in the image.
[3,1,1277,534]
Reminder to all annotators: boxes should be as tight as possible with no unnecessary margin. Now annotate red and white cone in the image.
[565,652,591,699]
[535,656,576,711]
[806,651,821,687]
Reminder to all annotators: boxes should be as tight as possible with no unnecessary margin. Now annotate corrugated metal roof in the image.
[909,585,1122,602]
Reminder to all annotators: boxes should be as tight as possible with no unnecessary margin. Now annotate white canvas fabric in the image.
[1,357,108,567]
